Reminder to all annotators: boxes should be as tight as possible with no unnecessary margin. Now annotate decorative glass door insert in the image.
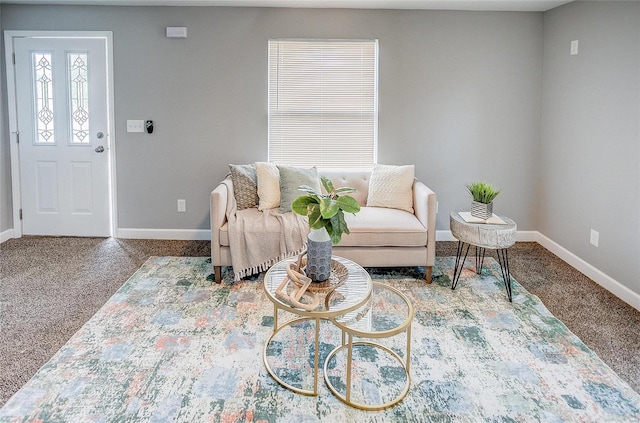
[68,52,90,144]
[33,52,55,144]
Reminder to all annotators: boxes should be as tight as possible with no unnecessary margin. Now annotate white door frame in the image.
[4,30,117,238]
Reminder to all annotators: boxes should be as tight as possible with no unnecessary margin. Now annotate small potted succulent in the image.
[291,176,360,281]
[466,181,500,220]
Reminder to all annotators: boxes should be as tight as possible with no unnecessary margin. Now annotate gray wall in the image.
[0,5,543,232]
[540,1,640,295]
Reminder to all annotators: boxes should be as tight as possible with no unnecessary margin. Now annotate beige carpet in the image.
[0,237,638,407]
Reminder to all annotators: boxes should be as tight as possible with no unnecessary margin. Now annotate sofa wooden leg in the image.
[425,266,433,283]
[214,266,222,284]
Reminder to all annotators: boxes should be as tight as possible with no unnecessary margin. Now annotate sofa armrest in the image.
[413,180,437,267]
[210,181,230,265]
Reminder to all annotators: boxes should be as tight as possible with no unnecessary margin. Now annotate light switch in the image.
[570,40,579,55]
[127,120,145,133]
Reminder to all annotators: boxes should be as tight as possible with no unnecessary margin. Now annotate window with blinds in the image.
[268,39,378,169]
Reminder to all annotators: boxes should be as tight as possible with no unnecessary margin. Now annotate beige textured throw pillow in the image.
[366,164,415,213]
[256,162,281,210]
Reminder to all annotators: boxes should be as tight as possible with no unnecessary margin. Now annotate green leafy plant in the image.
[466,181,500,204]
[291,176,361,245]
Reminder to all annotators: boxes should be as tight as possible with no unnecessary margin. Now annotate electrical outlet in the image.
[177,199,186,213]
[590,229,599,247]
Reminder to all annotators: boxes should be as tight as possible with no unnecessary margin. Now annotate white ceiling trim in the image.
[2,0,574,12]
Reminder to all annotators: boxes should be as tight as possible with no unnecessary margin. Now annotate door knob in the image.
[95,145,105,153]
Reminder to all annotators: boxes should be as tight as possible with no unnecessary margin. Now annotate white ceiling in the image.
[1,0,575,12]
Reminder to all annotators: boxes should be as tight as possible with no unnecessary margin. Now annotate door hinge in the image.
[19,209,23,220]
[12,53,15,65]
[16,132,19,144]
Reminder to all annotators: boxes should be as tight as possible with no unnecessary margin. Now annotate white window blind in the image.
[268,39,378,169]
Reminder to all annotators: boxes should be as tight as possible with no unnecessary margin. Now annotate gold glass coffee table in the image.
[325,282,414,410]
[263,255,372,396]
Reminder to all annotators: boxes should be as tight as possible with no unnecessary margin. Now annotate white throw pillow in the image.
[256,162,281,210]
[366,164,415,213]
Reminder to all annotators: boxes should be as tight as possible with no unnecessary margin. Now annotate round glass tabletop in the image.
[332,282,414,338]
[263,255,372,318]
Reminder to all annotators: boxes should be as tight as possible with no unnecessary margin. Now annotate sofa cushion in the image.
[339,206,426,247]
[277,165,321,213]
[256,162,280,210]
[221,207,426,248]
[228,164,258,210]
[367,164,415,213]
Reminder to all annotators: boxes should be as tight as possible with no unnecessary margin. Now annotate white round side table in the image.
[449,210,517,301]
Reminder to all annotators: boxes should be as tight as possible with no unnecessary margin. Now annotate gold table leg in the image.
[263,315,324,396]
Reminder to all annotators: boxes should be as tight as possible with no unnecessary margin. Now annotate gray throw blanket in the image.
[222,179,309,281]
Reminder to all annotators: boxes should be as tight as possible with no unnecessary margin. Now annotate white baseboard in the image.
[515,231,539,242]
[536,233,640,312]
[436,230,457,241]
[116,228,211,241]
[0,228,15,244]
[437,229,639,312]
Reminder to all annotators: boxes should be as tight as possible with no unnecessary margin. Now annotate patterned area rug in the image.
[1,257,639,422]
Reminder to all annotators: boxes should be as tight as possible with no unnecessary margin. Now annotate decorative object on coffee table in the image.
[291,176,360,282]
[466,181,500,220]
[273,252,349,311]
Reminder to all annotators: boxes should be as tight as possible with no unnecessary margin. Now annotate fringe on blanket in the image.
[233,245,307,281]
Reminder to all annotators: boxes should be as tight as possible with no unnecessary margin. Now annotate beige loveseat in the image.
[210,169,437,283]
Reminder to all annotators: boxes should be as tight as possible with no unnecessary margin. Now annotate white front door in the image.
[14,37,111,237]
